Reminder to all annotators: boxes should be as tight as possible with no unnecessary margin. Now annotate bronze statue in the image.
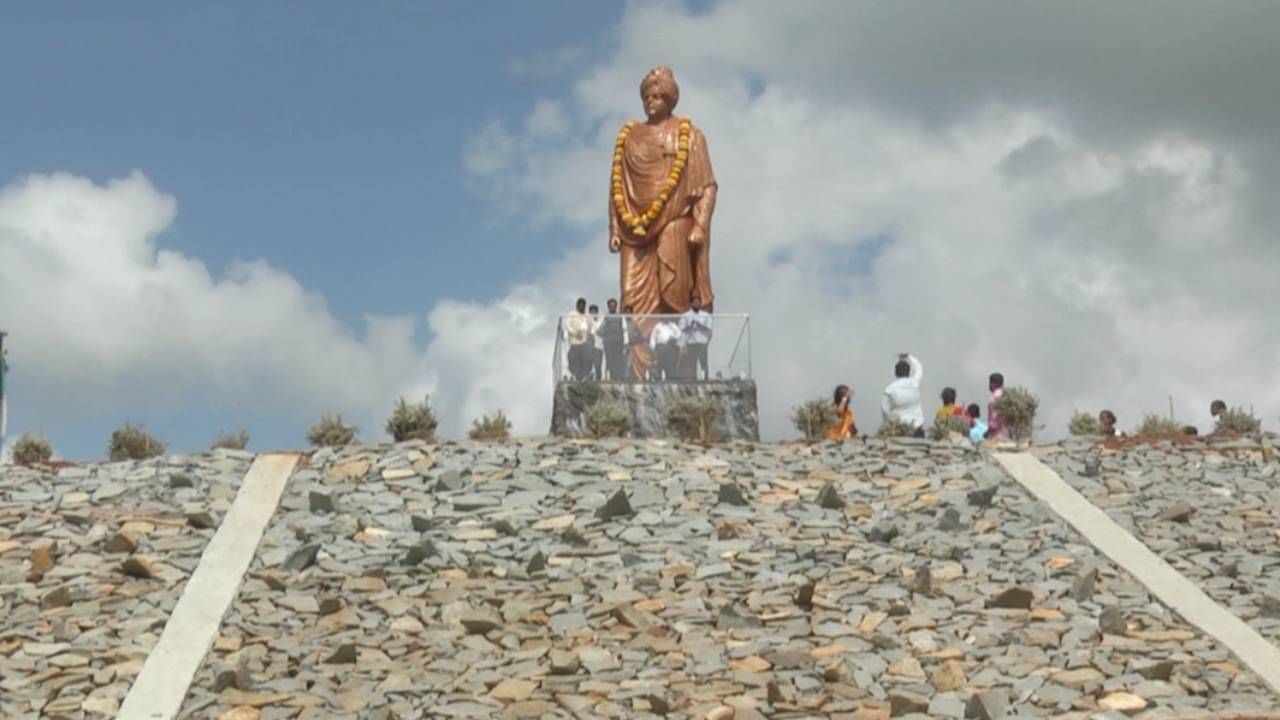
[609,66,718,316]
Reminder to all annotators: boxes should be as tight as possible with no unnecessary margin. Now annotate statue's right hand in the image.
[609,235,622,252]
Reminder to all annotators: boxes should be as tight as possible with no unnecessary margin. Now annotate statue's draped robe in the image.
[610,118,717,316]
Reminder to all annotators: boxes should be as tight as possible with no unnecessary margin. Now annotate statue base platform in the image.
[551,379,760,441]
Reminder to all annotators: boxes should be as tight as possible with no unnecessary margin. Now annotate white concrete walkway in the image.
[118,453,300,720]
[994,451,1280,697]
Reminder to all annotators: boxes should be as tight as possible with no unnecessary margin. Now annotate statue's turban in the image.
[640,66,680,108]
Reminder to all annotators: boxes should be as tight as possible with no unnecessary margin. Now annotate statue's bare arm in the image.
[689,184,717,247]
[608,193,622,252]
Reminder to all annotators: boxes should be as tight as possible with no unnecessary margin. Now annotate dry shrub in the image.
[1217,406,1262,434]
[1136,414,1183,436]
[12,433,53,466]
[666,397,720,444]
[585,400,629,438]
[469,411,512,441]
[307,414,357,447]
[1068,411,1099,436]
[791,398,834,441]
[385,397,437,443]
[109,423,166,461]
[994,387,1039,441]
[877,418,917,438]
[929,414,971,441]
[210,429,250,451]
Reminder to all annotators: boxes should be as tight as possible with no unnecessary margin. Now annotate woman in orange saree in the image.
[826,385,857,440]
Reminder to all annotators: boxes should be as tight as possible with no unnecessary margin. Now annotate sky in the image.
[2,1,1279,460]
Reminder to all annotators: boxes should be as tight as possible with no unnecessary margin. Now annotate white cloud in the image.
[462,121,517,177]
[525,100,569,139]
[0,171,436,442]
[7,3,1278,449]
[440,1,1280,438]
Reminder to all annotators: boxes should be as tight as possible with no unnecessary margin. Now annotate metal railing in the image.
[553,313,751,384]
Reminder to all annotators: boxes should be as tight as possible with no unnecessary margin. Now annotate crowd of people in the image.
[562,297,715,382]
[826,353,1015,443]
[824,353,1238,442]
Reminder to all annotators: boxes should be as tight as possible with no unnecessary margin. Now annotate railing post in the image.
[552,317,563,384]
[0,330,8,454]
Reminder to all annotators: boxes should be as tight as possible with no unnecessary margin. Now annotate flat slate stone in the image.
[452,494,501,511]
[283,543,321,572]
[595,488,633,520]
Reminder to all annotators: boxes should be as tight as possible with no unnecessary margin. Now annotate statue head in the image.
[640,66,679,121]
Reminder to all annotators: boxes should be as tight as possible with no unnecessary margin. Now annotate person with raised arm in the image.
[881,352,925,437]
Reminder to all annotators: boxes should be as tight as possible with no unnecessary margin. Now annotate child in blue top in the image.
[967,403,988,444]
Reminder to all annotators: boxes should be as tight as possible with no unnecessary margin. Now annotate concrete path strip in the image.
[118,452,301,720]
[993,451,1280,697]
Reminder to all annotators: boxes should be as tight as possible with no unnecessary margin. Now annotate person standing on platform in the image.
[881,352,925,437]
[588,304,604,380]
[679,298,713,381]
[564,298,592,380]
[600,299,626,381]
[649,317,681,381]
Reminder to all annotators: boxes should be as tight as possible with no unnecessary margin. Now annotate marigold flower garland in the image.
[612,118,691,236]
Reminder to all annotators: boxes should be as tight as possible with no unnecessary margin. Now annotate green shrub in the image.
[929,414,971,441]
[1216,406,1262,434]
[468,411,512,441]
[791,398,834,441]
[994,386,1039,441]
[585,400,629,438]
[385,397,437,442]
[1068,411,1099,436]
[210,429,250,451]
[877,418,917,438]
[666,396,720,444]
[109,423,167,461]
[307,414,357,447]
[1136,414,1182,436]
[12,433,53,467]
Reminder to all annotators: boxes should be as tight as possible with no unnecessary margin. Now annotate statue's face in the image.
[643,87,672,121]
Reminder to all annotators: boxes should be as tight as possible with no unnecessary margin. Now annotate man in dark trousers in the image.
[564,298,592,380]
[599,298,627,381]
[588,304,604,380]
[679,297,713,380]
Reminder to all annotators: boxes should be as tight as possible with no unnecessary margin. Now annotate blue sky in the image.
[3,2,1278,459]
[1,2,621,325]
[1,2,626,457]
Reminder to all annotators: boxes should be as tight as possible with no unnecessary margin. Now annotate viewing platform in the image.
[549,313,759,440]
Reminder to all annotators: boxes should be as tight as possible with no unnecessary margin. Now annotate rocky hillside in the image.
[2,437,1278,719]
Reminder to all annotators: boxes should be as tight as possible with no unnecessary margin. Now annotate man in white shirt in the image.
[679,298,713,381]
[563,298,592,380]
[881,352,925,437]
[649,318,681,381]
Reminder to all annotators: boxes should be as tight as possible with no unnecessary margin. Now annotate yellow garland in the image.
[612,118,691,236]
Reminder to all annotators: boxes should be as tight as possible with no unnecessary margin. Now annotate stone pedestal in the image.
[551,380,759,441]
